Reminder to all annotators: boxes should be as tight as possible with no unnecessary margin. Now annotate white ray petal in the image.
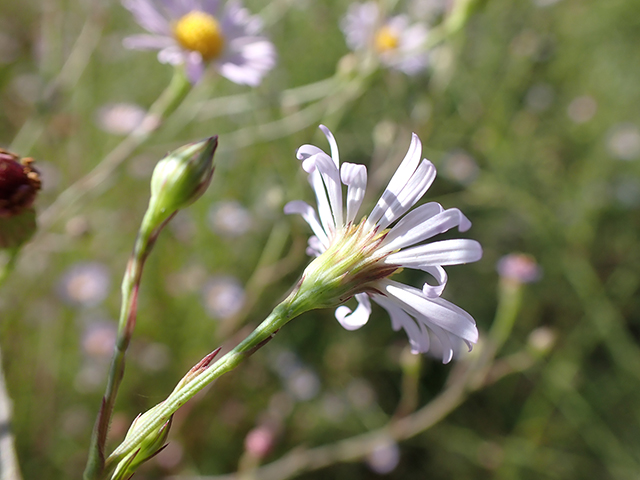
[303,163,335,236]
[372,294,430,354]
[157,46,185,65]
[122,34,175,50]
[385,239,483,267]
[319,125,340,168]
[425,323,455,364]
[309,153,344,228]
[365,133,422,229]
[380,207,471,253]
[335,293,372,330]
[421,265,447,298]
[283,200,329,248]
[297,144,325,160]
[380,279,478,344]
[340,162,368,224]
[306,235,324,256]
[376,159,436,230]
[123,0,171,35]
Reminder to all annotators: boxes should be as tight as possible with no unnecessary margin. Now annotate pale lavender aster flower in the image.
[122,0,276,85]
[341,2,430,75]
[285,126,482,363]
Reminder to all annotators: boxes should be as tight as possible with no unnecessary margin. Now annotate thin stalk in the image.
[83,211,173,480]
[104,291,312,478]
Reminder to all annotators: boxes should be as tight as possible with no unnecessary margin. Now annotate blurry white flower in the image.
[607,123,640,161]
[208,200,252,237]
[58,262,111,307]
[81,320,117,358]
[96,103,147,135]
[366,438,401,474]
[136,342,171,372]
[271,350,321,401]
[74,361,109,393]
[527,326,556,354]
[286,126,482,363]
[321,393,348,421]
[525,83,554,112]
[567,95,597,124]
[346,378,376,409]
[286,368,321,401]
[613,178,640,207]
[441,150,479,185]
[496,253,542,284]
[122,0,276,85]
[202,275,246,319]
[341,2,430,74]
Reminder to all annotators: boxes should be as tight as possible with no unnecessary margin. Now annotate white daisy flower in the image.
[341,2,430,75]
[122,0,276,85]
[285,126,482,363]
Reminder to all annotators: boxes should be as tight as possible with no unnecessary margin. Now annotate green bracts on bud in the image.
[145,136,218,229]
[110,410,172,480]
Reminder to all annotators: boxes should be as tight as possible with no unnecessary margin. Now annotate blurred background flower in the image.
[95,102,147,135]
[341,2,430,74]
[201,274,246,320]
[207,200,253,238]
[57,262,111,307]
[122,0,276,84]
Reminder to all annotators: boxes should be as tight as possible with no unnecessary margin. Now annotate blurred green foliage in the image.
[1,0,640,479]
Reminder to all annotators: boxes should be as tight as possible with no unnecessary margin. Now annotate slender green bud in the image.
[111,409,172,480]
[146,136,218,228]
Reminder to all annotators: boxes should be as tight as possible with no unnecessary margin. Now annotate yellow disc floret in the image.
[374,25,400,53]
[174,11,225,60]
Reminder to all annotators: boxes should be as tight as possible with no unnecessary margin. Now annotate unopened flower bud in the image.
[0,149,41,218]
[147,136,218,228]
[112,411,173,480]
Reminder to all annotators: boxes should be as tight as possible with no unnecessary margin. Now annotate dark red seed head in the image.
[0,149,41,217]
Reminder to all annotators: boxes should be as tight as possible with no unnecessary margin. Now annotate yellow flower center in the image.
[374,25,400,53]
[173,11,225,60]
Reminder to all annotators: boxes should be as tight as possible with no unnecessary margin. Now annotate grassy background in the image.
[1,0,640,478]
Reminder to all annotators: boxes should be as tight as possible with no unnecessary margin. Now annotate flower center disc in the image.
[374,25,400,53]
[174,11,225,60]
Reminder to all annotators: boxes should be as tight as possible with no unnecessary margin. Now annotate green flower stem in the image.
[468,278,524,391]
[490,278,524,351]
[104,291,312,477]
[84,212,173,480]
[0,248,19,289]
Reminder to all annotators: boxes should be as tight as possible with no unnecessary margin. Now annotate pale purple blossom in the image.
[496,253,542,284]
[341,2,430,75]
[122,0,276,85]
[285,126,482,363]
